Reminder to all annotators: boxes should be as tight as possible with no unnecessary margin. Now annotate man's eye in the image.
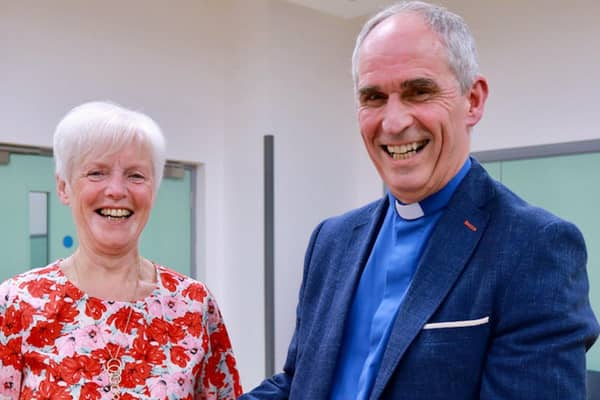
[405,85,438,101]
[406,88,431,100]
[361,93,387,106]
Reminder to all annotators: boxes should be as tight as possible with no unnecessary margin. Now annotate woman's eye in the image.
[129,173,146,182]
[86,171,104,180]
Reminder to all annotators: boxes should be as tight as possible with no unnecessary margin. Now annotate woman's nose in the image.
[105,174,127,199]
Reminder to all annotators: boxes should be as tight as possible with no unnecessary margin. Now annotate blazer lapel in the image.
[369,163,492,399]
[313,199,388,396]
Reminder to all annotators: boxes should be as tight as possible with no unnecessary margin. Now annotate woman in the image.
[0,101,242,399]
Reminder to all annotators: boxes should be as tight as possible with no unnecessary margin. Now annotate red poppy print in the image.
[77,355,102,380]
[175,311,203,337]
[20,277,55,297]
[106,306,141,334]
[18,301,35,330]
[205,353,227,388]
[0,337,22,369]
[26,320,63,347]
[85,297,107,319]
[0,262,242,399]
[23,351,47,374]
[43,295,79,323]
[79,382,102,400]
[1,305,22,336]
[170,345,191,367]
[131,335,166,365]
[121,361,152,388]
[182,282,208,302]
[62,283,84,303]
[59,355,86,384]
[36,380,73,400]
[160,271,180,291]
[146,317,171,345]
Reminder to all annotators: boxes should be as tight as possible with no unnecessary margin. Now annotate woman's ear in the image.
[465,75,489,128]
[56,175,70,205]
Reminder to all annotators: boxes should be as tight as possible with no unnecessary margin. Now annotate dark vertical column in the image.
[264,135,275,377]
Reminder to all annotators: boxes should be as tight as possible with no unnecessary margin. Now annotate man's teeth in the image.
[99,208,132,218]
[386,141,427,160]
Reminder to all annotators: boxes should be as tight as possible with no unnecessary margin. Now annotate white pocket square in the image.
[423,316,489,330]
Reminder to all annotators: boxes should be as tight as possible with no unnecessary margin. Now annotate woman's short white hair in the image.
[352,0,479,94]
[53,101,166,190]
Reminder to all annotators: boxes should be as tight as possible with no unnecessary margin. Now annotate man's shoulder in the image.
[321,197,386,229]
[483,172,573,230]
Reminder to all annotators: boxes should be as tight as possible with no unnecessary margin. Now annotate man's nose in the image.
[381,95,413,134]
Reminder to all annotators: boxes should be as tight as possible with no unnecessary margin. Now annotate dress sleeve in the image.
[196,293,243,400]
[0,279,24,399]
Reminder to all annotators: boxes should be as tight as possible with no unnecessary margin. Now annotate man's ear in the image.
[465,75,489,128]
[56,175,70,205]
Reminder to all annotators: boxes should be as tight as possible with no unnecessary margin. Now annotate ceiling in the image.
[283,0,398,19]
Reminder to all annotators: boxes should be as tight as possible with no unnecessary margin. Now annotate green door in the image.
[483,153,600,371]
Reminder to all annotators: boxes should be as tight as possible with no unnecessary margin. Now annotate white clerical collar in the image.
[395,200,424,220]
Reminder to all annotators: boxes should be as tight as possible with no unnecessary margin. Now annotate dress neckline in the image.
[55,259,162,304]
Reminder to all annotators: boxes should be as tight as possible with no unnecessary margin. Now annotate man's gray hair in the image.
[351,1,479,94]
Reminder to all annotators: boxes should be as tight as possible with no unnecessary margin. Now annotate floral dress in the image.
[0,261,242,399]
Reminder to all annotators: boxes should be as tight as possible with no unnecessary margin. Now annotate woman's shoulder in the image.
[154,264,202,285]
[154,264,212,301]
[0,261,63,304]
[17,261,62,278]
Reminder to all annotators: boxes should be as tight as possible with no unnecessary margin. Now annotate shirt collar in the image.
[391,157,472,220]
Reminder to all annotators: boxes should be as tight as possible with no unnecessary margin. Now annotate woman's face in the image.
[57,142,156,257]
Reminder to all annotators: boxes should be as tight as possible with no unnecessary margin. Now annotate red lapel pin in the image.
[464,220,477,232]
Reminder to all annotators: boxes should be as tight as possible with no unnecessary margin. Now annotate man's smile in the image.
[383,139,429,160]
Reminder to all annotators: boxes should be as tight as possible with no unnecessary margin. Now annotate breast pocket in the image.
[413,315,491,377]
[393,316,491,394]
[420,316,490,344]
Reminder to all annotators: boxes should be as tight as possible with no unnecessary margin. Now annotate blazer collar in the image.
[315,198,388,396]
[369,158,494,399]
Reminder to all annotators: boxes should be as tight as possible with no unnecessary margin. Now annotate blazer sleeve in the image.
[240,221,325,400]
[480,219,599,399]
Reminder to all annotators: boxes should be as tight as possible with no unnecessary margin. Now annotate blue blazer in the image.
[242,160,599,399]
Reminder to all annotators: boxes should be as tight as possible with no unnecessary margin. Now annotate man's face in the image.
[356,13,486,203]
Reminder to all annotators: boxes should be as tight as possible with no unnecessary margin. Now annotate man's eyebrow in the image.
[401,78,439,90]
[357,86,382,96]
[358,78,439,96]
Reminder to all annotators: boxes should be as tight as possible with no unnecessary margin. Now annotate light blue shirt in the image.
[330,158,472,400]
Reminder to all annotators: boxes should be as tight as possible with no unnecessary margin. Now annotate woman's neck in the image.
[64,248,156,301]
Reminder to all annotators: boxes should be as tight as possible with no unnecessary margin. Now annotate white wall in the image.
[2,0,599,391]
[264,0,382,370]
[0,0,376,388]
[219,0,381,382]
[439,0,600,151]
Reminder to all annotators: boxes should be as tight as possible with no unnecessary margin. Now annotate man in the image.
[242,1,599,399]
